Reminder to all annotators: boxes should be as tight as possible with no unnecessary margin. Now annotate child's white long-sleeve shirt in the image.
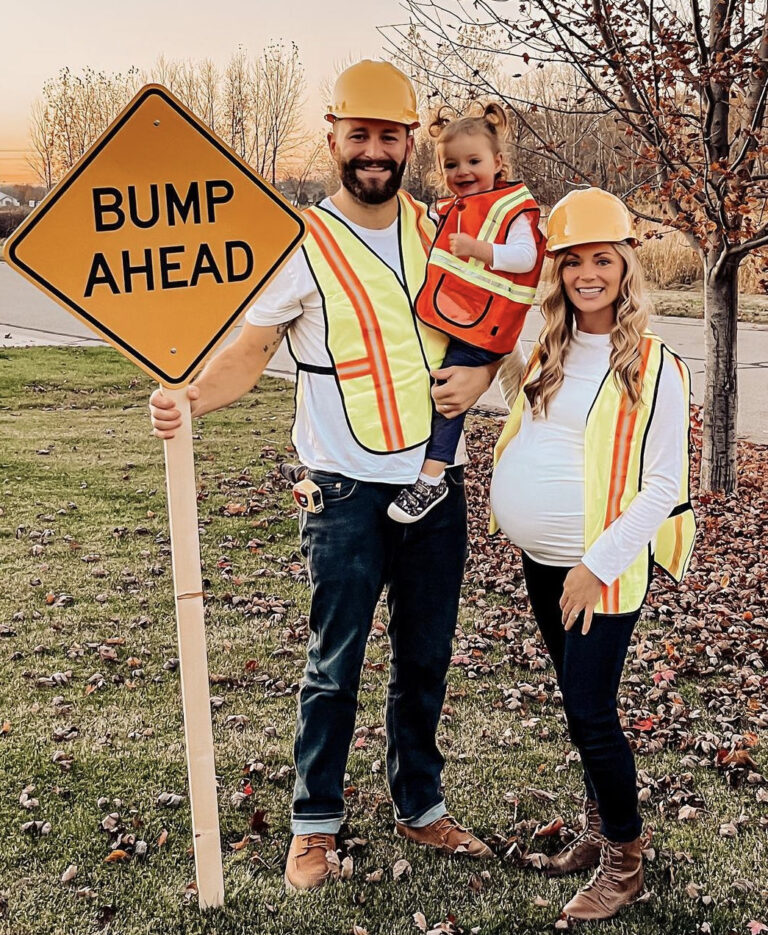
[490,213,539,274]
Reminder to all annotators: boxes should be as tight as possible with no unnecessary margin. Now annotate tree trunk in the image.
[700,255,739,494]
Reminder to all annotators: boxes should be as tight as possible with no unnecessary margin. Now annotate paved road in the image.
[2,262,766,442]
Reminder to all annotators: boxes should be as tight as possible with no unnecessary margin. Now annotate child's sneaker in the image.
[387,478,448,524]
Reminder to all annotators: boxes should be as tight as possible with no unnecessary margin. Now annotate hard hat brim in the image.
[545,236,640,258]
[325,112,420,129]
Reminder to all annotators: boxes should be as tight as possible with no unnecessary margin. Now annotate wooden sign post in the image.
[3,84,306,908]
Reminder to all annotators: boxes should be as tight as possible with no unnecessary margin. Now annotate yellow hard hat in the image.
[325,60,420,128]
[546,187,638,254]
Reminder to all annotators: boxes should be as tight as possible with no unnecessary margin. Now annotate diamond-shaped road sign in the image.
[4,84,306,386]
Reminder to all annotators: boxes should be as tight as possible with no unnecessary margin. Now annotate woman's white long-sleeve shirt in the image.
[489,329,685,586]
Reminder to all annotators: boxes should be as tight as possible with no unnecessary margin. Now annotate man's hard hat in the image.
[546,188,638,254]
[325,60,420,128]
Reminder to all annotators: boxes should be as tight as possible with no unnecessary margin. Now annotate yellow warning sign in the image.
[4,84,306,386]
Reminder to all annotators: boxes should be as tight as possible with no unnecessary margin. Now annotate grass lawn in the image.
[0,347,766,935]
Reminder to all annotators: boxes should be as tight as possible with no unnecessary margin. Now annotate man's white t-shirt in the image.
[246,197,463,483]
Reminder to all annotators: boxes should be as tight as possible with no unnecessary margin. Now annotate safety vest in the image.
[490,333,696,615]
[414,182,546,354]
[297,192,448,455]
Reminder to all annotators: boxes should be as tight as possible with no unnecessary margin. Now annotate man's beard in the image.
[339,156,406,205]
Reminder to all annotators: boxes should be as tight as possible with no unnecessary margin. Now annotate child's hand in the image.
[448,233,477,258]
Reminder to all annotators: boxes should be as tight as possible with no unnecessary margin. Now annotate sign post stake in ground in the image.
[3,84,306,909]
[162,387,223,907]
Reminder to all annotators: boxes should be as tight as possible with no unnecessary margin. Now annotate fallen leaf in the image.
[60,864,78,883]
[392,858,412,881]
[534,816,564,837]
[103,849,130,863]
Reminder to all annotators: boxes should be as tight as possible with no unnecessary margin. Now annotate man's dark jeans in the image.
[522,553,643,843]
[291,466,467,833]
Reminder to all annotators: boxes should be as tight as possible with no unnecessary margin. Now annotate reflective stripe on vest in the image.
[471,186,536,268]
[490,333,696,614]
[300,193,448,455]
[429,248,538,303]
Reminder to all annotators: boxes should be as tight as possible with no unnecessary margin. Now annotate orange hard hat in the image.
[325,60,420,128]
[546,188,638,255]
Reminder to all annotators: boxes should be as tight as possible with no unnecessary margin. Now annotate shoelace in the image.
[300,833,335,854]
[561,827,601,854]
[431,815,468,838]
[583,841,626,893]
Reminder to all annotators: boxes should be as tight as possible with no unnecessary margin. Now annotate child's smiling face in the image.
[438,133,502,197]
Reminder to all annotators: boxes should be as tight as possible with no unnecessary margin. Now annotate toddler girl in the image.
[388,104,545,522]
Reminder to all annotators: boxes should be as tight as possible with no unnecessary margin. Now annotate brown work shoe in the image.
[545,798,603,877]
[395,814,494,858]
[284,833,339,891]
[562,836,644,921]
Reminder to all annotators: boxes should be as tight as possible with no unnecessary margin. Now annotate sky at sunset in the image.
[0,0,408,185]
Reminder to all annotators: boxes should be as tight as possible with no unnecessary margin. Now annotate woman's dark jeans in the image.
[522,553,642,843]
[291,467,467,832]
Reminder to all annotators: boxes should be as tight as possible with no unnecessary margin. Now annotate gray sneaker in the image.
[387,478,449,524]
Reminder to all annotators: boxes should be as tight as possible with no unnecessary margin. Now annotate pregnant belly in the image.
[490,444,585,566]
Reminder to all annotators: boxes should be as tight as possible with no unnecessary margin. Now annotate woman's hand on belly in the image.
[560,563,604,634]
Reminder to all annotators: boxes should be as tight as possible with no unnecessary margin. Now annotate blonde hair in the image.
[525,242,651,417]
[428,103,511,190]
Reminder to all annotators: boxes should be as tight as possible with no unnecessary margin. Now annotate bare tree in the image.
[253,41,310,184]
[28,99,55,189]
[221,46,256,160]
[385,0,768,494]
[281,136,328,204]
[28,67,140,186]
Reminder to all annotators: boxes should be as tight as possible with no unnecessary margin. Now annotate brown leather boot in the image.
[562,836,644,920]
[284,833,339,891]
[395,814,494,858]
[545,798,603,877]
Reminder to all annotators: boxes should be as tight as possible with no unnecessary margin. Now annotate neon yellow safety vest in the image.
[297,191,448,454]
[491,333,696,615]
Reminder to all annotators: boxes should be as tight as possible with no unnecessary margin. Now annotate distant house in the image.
[0,190,20,207]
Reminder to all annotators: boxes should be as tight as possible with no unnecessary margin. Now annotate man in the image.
[150,60,498,890]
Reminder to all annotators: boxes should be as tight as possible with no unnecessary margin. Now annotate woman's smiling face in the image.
[561,242,624,330]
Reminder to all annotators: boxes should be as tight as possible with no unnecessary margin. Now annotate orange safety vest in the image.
[414,182,546,354]
[297,192,448,455]
[491,333,696,614]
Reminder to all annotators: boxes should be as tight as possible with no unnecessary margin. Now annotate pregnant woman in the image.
[490,187,696,921]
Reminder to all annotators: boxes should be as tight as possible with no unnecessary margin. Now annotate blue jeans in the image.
[291,466,467,834]
[522,553,642,843]
[425,339,503,465]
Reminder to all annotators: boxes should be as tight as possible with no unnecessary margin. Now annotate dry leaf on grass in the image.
[533,816,564,837]
[103,849,130,863]
[393,858,412,880]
